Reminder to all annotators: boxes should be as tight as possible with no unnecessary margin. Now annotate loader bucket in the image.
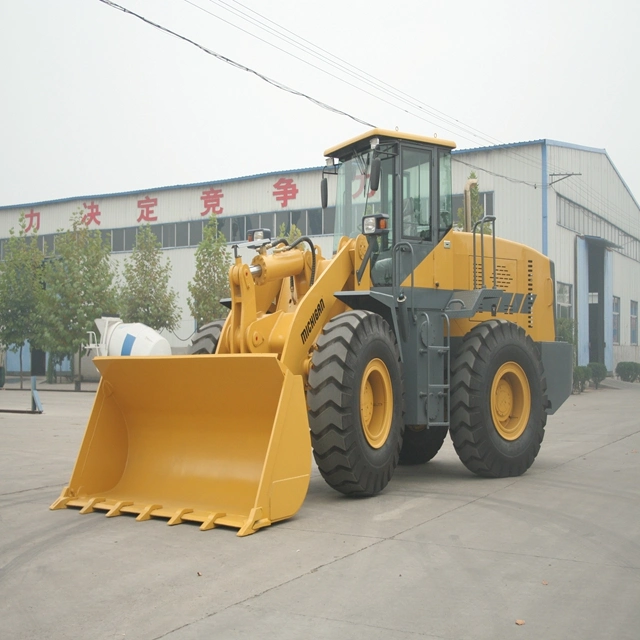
[50,354,311,536]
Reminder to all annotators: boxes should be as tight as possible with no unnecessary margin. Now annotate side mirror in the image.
[321,177,328,209]
[369,157,381,192]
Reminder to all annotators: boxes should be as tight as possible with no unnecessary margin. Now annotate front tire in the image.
[450,320,547,478]
[307,311,404,496]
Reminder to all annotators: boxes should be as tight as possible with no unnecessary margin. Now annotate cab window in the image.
[402,148,432,241]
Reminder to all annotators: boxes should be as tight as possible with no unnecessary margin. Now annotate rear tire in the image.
[399,426,448,465]
[189,320,225,355]
[450,320,547,478]
[307,311,404,496]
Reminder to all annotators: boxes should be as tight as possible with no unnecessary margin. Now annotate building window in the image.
[291,210,307,235]
[163,223,176,248]
[37,234,55,254]
[189,220,203,246]
[176,222,189,247]
[613,296,620,345]
[631,300,638,345]
[323,207,336,234]
[308,209,322,235]
[451,191,495,225]
[245,214,260,235]
[556,282,573,319]
[261,213,275,234]
[111,228,124,252]
[125,227,137,251]
[151,225,162,246]
[275,211,290,236]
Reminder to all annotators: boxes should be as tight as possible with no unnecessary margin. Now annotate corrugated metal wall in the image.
[2,139,639,369]
[452,143,544,251]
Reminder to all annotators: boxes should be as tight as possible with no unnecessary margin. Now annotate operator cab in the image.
[322,129,455,286]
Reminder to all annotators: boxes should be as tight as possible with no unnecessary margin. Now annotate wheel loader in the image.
[51,129,573,536]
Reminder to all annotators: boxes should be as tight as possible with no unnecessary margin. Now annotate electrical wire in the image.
[185,0,637,218]
[452,157,541,189]
[98,0,637,231]
[196,0,497,146]
[96,0,375,128]
[183,0,495,144]
[182,0,489,144]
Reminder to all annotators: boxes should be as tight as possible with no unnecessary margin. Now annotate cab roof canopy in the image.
[324,128,456,160]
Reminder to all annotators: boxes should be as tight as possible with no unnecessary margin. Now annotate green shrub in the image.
[588,362,608,389]
[615,361,640,382]
[556,317,575,344]
[573,365,591,393]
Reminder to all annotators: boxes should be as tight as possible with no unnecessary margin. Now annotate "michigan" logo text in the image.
[301,299,326,344]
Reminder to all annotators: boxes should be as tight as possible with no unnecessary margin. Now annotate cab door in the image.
[395,144,437,286]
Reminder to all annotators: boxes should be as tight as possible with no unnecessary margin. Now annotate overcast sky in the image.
[1,0,638,208]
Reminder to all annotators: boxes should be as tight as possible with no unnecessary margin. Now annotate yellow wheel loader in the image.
[51,130,572,536]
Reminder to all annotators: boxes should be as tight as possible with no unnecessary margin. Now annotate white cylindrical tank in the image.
[94,317,172,356]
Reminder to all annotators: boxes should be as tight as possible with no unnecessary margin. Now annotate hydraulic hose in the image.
[288,236,316,286]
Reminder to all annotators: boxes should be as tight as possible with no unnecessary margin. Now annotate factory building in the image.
[1,136,638,375]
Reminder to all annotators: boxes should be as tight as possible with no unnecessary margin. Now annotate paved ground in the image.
[1,381,639,640]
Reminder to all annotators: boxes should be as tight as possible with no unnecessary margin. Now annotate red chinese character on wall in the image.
[200,188,224,216]
[25,209,41,233]
[273,177,299,208]
[352,174,375,200]
[82,201,102,226]
[137,196,158,222]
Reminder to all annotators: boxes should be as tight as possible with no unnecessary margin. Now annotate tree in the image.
[0,213,45,388]
[278,221,302,245]
[40,210,118,388]
[119,224,180,331]
[187,217,232,328]
[457,171,488,230]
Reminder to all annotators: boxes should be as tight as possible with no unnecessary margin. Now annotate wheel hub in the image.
[360,358,393,449]
[490,362,531,440]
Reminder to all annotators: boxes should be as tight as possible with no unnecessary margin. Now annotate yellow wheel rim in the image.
[490,362,531,440]
[360,358,393,448]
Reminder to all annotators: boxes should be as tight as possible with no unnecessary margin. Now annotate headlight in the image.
[247,228,271,242]
[363,216,377,234]
[361,213,389,236]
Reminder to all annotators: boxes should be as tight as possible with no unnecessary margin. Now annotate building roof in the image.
[0,165,324,212]
[3,138,636,212]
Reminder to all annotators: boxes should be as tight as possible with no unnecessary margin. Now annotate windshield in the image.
[333,149,395,253]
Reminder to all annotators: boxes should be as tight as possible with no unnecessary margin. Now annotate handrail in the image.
[472,215,497,289]
[393,241,417,323]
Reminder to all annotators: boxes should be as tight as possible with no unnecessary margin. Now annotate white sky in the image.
[1,0,638,207]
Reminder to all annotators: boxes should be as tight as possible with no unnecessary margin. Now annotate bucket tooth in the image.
[237,507,270,537]
[198,512,227,531]
[167,508,194,526]
[79,497,107,514]
[106,501,134,517]
[136,504,163,521]
[50,487,74,510]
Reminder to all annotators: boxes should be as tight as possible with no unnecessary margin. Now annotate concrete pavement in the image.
[1,384,638,639]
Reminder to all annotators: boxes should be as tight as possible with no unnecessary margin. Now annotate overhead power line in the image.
[182,0,624,211]
[187,0,503,147]
[96,0,375,128]
[97,0,635,225]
